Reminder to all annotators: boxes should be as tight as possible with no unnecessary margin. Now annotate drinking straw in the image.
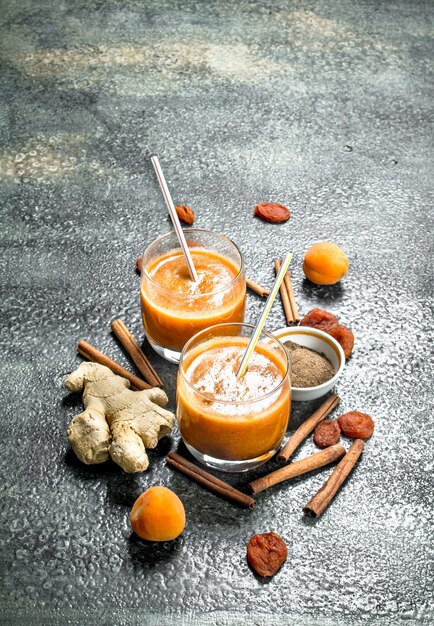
[151,156,199,282]
[236,252,293,378]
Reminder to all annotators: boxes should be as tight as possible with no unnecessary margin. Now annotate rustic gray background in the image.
[0,1,433,624]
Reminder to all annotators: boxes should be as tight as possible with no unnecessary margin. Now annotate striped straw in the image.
[151,156,199,282]
[236,252,293,378]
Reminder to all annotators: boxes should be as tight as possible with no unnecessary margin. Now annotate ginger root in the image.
[65,362,175,473]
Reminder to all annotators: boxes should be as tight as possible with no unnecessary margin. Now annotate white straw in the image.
[236,252,293,378]
[151,156,199,282]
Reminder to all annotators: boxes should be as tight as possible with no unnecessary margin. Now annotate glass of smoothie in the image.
[177,322,291,472]
[140,229,246,363]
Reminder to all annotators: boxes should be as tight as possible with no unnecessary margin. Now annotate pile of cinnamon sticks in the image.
[274,257,300,325]
[77,319,163,390]
[244,259,300,326]
[248,394,364,517]
[165,394,364,518]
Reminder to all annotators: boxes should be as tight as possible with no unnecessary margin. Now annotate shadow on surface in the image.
[62,391,83,409]
[249,569,276,585]
[287,397,325,432]
[64,448,121,478]
[107,473,144,507]
[301,278,344,304]
[64,435,173,492]
[128,531,182,567]
[149,435,173,458]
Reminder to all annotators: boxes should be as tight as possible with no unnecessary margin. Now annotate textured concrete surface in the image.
[0,1,433,624]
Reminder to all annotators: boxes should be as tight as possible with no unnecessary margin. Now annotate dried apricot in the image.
[328,324,355,359]
[338,412,374,439]
[185,239,202,248]
[176,205,195,225]
[300,308,339,333]
[255,202,290,223]
[247,532,287,577]
[303,241,349,285]
[313,420,341,448]
[136,256,143,274]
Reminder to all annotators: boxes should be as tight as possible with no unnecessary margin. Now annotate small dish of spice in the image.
[273,326,345,401]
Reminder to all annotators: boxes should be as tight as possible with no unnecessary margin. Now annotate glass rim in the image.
[141,228,245,298]
[179,322,290,405]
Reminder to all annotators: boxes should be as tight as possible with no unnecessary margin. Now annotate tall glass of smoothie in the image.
[177,323,291,472]
[140,229,246,363]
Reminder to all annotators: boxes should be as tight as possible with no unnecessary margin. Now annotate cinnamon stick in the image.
[276,394,340,463]
[77,340,151,390]
[111,319,163,388]
[303,439,365,518]
[282,264,300,323]
[167,452,256,509]
[248,444,345,495]
[246,277,270,298]
[275,258,294,325]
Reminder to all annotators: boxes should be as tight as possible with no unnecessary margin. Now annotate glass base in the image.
[184,442,277,473]
[146,334,181,364]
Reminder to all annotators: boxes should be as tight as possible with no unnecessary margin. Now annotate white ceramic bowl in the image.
[273,326,345,401]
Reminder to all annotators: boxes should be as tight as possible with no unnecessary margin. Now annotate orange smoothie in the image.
[141,249,245,352]
[177,336,291,462]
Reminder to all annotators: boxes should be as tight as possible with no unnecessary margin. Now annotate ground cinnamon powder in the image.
[284,340,335,388]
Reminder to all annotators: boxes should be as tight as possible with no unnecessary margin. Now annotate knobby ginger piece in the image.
[65,362,175,473]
